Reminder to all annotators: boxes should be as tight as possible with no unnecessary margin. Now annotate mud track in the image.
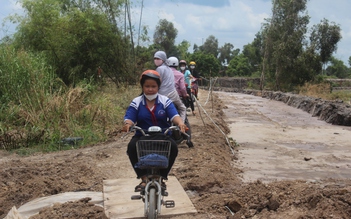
[1,89,351,218]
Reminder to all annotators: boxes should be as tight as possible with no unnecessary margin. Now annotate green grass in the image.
[0,44,140,154]
[1,82,140,154]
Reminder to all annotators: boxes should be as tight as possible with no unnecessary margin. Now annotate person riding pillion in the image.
[167,57,188,100]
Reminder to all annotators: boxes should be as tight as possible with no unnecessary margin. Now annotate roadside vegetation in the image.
[0,44,140,154]
[298,81,351,102]
[1,0,351,154]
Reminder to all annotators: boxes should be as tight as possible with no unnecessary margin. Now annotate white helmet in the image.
[167,56,179,67]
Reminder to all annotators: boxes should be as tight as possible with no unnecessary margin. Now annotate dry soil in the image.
[1,89,351,219]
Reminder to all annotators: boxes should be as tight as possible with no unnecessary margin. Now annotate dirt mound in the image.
[261,90,351,126]
[30,198,108,219]
[1,90,351,218]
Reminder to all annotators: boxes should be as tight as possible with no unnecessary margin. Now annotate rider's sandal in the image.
[160,179,167,190]
[134,181,146,192]
[160,179,168,196]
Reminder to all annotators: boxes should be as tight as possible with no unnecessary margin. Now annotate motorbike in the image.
[183,78,198,107]
[190,78,199,101]
[130,125,189,219]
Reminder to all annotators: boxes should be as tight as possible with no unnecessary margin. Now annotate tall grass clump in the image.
[297,82,332,99]
[0,45,56,151]
[298,81,351,103]
[0,45,140,154]
[0,46,55,107]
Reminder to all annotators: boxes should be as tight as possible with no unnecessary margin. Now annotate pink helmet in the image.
[179,60,187,65]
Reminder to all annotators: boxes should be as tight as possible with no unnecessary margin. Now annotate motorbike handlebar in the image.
[130,125,189,137]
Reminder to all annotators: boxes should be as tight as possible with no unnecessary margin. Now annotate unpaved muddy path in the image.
[221,92,351,183]
[2,90,351,219]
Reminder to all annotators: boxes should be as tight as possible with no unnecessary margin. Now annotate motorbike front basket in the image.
[135,140,171,169]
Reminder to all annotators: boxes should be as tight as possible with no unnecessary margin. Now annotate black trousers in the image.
[127,135,178,179]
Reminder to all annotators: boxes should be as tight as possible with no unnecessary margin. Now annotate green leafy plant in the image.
[0,44,140,154]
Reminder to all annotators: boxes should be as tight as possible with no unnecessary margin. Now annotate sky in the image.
[1,0,351,64]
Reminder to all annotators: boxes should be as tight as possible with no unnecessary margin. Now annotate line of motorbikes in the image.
[124,78,200,219]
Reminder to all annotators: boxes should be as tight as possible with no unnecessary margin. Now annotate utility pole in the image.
[137,0,144,49]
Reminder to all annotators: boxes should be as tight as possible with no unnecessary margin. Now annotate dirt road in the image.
[1,89,351,218]
[222,92,351,183]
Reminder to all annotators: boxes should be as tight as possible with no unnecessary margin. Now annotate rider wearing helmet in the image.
[123,69,187,192]
[154,51,187,122]
[168,57,194,148]
[179,60,196,116]
[189,61,200,100]
[179,60,187,71]
[168,57,187,99]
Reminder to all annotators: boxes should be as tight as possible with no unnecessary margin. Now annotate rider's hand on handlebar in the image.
[178,124,188,133]
[122,120,134,132]
[122,124,131,132]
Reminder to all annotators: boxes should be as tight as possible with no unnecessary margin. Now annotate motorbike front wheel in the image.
[147,187,157,219]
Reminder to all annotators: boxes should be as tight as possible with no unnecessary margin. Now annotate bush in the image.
[0,45,140,153]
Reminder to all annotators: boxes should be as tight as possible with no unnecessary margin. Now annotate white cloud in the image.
[186,14,204,32]
[214,17,231,31]
[156,11,185,34]
[10,0,22,10]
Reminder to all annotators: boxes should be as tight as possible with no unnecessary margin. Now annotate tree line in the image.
[1,0,350,92]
